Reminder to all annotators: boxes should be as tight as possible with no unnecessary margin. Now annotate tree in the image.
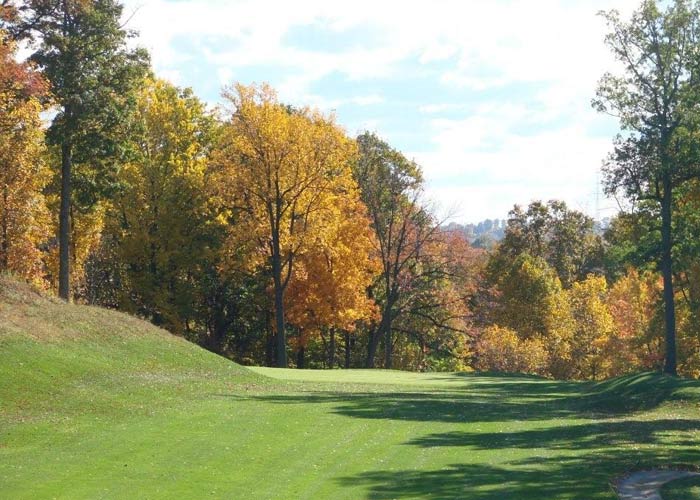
[489,253,569,336]
[602,210,659,281]
[104,78,219,335]
[567,275,616,380]
[473,325,548,376]
[407,230,483,371]
[494,200,602,287]
[215,83,357,367]
[0,29,49,282]
[354,132,446,368]
[607,267,664,373]
[12,0,149,300]
[486,253,574,378]
[285,192,379,368]
[594,0,700,375]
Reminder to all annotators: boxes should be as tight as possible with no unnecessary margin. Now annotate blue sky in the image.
[121,0,639,222]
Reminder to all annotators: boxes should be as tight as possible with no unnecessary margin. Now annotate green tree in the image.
[13,0,148,300]
[486,253,574,378]
[104,78,219,336]
[602,209,659,281]
[354,132,445,368]
[594,0,700,375]
[495,200,602,287]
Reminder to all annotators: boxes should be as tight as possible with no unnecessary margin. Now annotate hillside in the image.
[1,276,700,499]
[0,275,264,423]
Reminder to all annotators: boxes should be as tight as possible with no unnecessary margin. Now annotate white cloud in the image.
[419,104,459,114]
[351,95,384,106]
[216,67,234,87]
[413,123,615,221]
[121,0,639,221]
[122,0,640,97]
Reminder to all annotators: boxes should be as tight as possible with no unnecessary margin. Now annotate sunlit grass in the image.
[2,278,699,499]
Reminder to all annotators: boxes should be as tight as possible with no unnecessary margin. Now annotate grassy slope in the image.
[2,277,700,499]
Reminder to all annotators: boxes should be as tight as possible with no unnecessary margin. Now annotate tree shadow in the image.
[336,461,605,500]
[244,390,585,424]
[408,419,700,450]
[220,372,700,498]
[237,372,699,425]
[337,448,700,499]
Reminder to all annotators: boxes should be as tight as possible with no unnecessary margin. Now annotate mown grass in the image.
[662,475,700,499]
[1,276,700,499]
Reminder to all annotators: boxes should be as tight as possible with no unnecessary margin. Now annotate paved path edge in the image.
[614,469,700,500]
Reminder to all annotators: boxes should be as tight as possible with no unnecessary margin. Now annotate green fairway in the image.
[662,475,700,500]
[2,279,700,499]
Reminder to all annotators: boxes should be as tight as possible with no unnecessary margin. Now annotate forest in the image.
[2,0,700,379]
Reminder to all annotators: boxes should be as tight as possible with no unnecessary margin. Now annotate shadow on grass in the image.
[240,390,581,423]
[236,372,700,425]
[225,372,700,498]
[408,419,700,450]
[335,448,700,500]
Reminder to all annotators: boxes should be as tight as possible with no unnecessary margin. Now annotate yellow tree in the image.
[0,29,50,284]
[474,325,548,376]
[285,192,379,368]
[105,78,218,333]
[607,268,664,373]
[567,275,616,380]
[214,83,357,367]
[487,253,575,378]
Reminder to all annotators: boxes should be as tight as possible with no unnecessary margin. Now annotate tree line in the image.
[2,0,700,377]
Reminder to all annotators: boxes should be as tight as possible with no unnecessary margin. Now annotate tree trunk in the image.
[366,325,381,368]
[58,140,72,301]
[660,174,677,376]
[205,308,229,355]
[1,185,8,270]
[271,246,287,367]
[384,314,393,369]
[296,346,305,369]
[329,328,336,368]
[266,335,275,366]
[367,308,390,368]
[382,295,395,369]
[345,331,351,369]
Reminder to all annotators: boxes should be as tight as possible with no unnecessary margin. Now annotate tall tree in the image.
[0,29,49,282]
[104,78,219,334]
[494,200,602,287]
[594,0,700,375]
[12,0,148,300]
[355,132,444,368]
[215,83,357,367]
[285,191,378,368]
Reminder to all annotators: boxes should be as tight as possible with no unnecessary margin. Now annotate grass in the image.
[2,276,700,499]
[662,475,700,499]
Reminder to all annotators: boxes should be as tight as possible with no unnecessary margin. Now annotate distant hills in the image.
[444,216,611,249]
[443,219,506,249]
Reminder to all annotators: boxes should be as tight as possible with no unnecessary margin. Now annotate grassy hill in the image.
[1,276,699,499]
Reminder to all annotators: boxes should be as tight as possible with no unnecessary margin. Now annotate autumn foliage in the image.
[3,1,700,378]
[0,30,49,284]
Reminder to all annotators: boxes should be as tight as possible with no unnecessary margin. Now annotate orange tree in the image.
[214,83,358,367]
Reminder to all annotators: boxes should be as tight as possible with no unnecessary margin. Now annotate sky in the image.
[120,0,640,223]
